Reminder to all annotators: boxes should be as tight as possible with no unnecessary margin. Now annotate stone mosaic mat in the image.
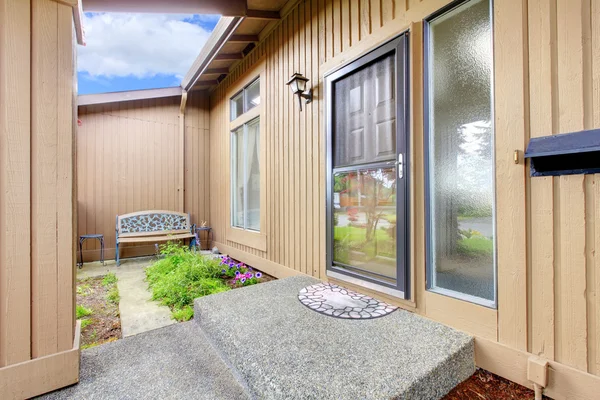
[298,282,398,319]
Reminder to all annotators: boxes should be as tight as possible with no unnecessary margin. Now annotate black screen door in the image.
[325,34,409,299]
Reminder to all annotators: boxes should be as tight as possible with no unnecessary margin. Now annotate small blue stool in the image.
[78,234,105,268]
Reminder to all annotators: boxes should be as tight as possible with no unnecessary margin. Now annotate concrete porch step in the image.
[194,276,474,400]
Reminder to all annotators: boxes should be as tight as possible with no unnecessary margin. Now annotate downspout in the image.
[178,90,188,212]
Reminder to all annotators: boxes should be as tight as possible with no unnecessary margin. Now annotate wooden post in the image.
[0,0,32,367]
[179,90,188,212]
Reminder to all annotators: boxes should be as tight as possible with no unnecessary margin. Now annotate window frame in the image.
[226,59,267,251]
[423,0,497,308]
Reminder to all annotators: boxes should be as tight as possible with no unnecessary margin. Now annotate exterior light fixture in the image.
[286,72,312,111]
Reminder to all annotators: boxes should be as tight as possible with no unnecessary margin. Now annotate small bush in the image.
[146,243,230,320]
[77,284,91,296]
[107,285,120,305]
[102,272,118,286]
[171,306,194,322]
[80,318,93,330]
[76,305,93,319]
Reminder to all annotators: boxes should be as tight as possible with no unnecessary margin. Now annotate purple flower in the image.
[255,272,262,278]
[247,273,254,278]
[235,270,241,276]
[221,269,226,274]
[240,278,246,284]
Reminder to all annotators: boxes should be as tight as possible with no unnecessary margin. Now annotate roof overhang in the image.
[181,17,244,91]
[82,0,247,15]
[78,87,183,106]
[182,0,297,92]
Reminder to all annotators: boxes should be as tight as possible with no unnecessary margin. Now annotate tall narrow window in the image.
[231,78,261,232]
[425,0,495,306]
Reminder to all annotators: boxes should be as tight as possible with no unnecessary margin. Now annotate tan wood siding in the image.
[0,0,32,367]
[76,93,210,261]
[206,0,600,388]
[1,0,79,397]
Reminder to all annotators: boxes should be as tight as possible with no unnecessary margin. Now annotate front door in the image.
[326,34,409,299]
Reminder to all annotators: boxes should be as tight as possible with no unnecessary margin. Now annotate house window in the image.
[231,118,260,231]
[230,77,261,233]
[425,0,496,307]
[230,78,260,121]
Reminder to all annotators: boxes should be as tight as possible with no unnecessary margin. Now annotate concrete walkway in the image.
[47,276,474,399]
[77,257,175,337]
[41,322,250,400]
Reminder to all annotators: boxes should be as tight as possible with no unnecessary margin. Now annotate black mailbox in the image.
[524,129,600,177]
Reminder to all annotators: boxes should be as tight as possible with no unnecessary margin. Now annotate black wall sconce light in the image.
[286,72,312,111]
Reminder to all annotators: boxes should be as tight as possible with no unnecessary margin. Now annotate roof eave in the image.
[181,16,244,92]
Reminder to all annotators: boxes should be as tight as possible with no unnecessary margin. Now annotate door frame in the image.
[324,32,411,299]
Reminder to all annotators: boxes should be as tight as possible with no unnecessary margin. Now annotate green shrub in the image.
[76,305,93,319]
[107,285,120,305]
[171,306,194,322]
[80,318,93,330]
[102,272,118,286]
[146,243,229,320]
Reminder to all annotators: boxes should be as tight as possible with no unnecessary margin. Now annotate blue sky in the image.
[78,13,220,95]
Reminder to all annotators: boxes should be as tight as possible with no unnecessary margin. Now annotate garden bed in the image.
[145,243,274,322]
[76,273,121,349]
[443,368,548,399]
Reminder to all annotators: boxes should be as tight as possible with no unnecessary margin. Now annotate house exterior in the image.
[2,0,600,398]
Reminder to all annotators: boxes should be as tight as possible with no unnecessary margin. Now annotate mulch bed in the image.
[444,369,548,399]
[77,276,121,349]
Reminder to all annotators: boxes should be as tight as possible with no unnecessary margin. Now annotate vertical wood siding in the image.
[527,0,599,375]
[76,93,210,261]
[0,0,76,373]
[208,0,600,379]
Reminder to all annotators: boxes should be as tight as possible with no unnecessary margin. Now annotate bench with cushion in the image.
[115,210,196,266]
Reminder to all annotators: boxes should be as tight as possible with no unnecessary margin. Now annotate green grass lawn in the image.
[457,236,494,258]
[334,225,395,260]
[334,225,392,243]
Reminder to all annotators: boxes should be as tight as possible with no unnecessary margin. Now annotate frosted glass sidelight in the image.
[427,0,495,304]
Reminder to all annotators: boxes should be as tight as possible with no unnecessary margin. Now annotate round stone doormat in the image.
[298,283,398,319]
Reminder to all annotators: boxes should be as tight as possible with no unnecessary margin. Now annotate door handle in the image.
[397,153,404,179]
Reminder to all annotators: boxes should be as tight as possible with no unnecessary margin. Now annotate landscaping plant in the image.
[220,256,262,287]
[146,243,266,321]
[145,243,230,321]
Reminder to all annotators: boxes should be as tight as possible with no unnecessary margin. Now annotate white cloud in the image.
[78,13,217,79]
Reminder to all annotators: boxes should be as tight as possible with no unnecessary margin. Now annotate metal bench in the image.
[115,210,197,266]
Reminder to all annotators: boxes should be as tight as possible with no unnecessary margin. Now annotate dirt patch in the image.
[77,276,121,349]
[444,369,549,400]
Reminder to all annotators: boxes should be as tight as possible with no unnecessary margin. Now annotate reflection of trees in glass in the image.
[456,120,493,218]
[360,169,396,248]
[333,168,396,264]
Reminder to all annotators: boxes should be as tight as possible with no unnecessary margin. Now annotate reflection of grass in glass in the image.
[457,236,493,258]
[334,226,395,259]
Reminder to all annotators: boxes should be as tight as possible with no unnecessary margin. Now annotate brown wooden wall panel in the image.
[77,93,210,261]
[207,0,600,381]
[1,1,78,393]
[0,0,32,367]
